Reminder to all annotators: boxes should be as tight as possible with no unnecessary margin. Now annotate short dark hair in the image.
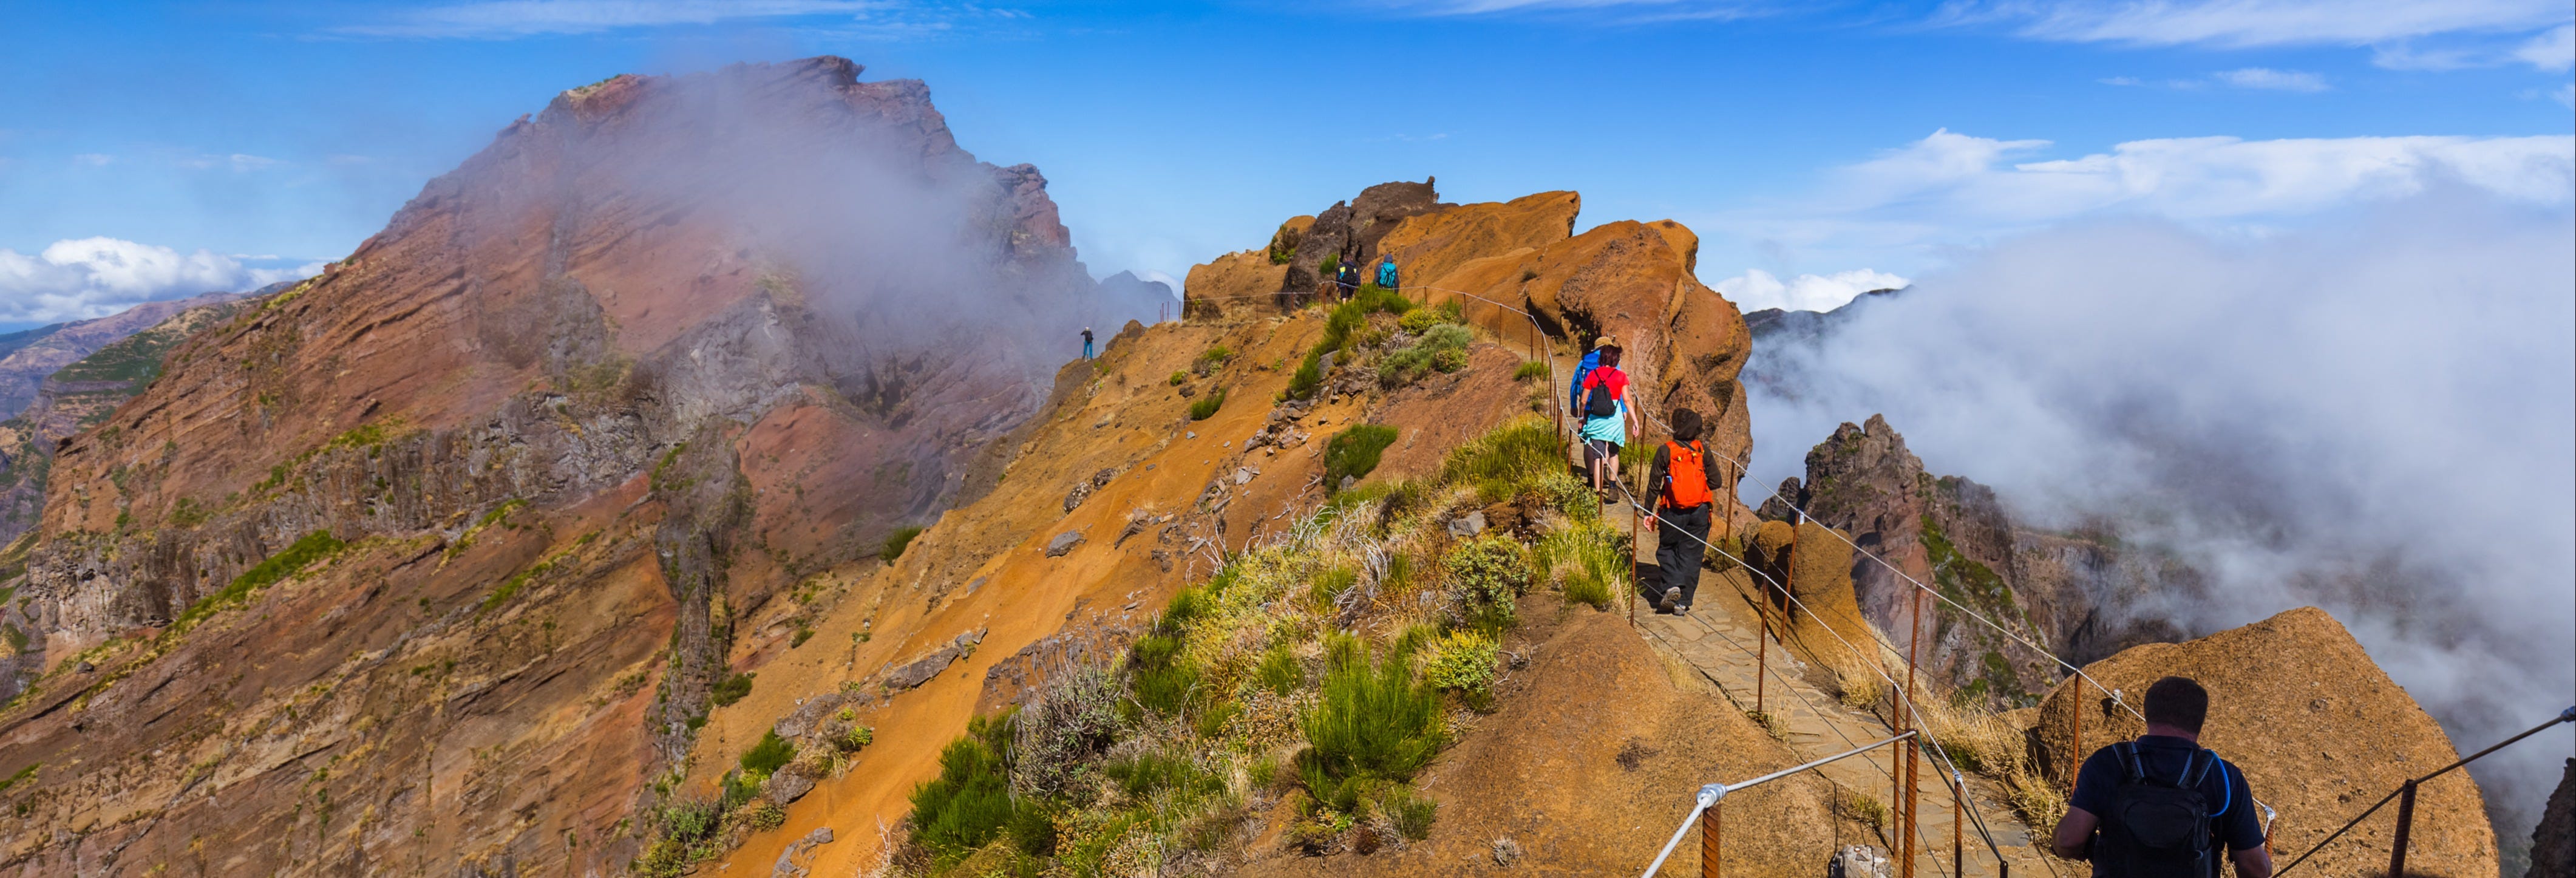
[1671,408,1702,441]
[1599,346,1622,367]
[2143,676,2209,733]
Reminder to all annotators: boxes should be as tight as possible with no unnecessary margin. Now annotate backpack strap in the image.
[2180,748,2218,788]
[2115,741,2147,783]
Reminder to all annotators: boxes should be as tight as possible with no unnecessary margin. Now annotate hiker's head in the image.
[2143,676,2210,737]
[1671,408,1701,441]
[1592,335,1616,352]
[1599,345,1623,367]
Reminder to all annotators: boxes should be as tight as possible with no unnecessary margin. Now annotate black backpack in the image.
[2095,742,2221,878]
[1582,372,1619,418]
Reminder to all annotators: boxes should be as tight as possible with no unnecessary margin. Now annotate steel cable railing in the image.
[2271,706,2575,878]
[1642,731,1920,878]
[1606,476,2020,878]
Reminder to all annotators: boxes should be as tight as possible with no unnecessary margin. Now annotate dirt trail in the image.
[1608,495,2064,878]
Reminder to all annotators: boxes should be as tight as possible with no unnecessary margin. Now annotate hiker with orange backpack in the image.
[1647,407,1721,614]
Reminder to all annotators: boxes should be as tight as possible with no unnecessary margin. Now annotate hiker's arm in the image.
[1647,447,1670,524]
[2050,808,2097,860]
[2231,845,2273,878]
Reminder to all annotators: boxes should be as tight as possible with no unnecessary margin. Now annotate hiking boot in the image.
[1673,604,1691,616]
[1656,587,1680,611]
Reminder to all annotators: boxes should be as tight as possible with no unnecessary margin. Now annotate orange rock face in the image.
[2034,606,2497,878]
[0,56,1112,874]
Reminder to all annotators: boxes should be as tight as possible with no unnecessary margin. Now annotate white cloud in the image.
[1943,0,2569,49]
[1698,129,2573,281]
[2515,23,2575,70]
[70,154,114,167]
[2209,66,2329,91]
[336,0,884,38]
[0,237,317,323]
[1711,268,1908,312]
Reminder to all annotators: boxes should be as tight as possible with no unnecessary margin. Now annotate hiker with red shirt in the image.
[1647,407,1721,615]
[1575,339,1639,501]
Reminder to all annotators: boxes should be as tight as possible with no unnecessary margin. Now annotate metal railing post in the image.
[2387,780,2418,878]
[1701,800,1722,878]
[1952,773,1963,878]
[1903,737,1919,878]
[2069,676,2084,792]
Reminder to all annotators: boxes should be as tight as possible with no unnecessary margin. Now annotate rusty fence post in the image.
[1699,800,1722,878]
[2387,780,2419,878]
[1903,737,1919,878]
[1952,773,1963,878]
[2069,676,2084,793]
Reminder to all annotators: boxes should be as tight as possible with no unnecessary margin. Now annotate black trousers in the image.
[1654,503,1712,606]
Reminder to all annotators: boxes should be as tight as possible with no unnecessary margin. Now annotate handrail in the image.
[1642,731,1920,878]
[2272,706,2575,878]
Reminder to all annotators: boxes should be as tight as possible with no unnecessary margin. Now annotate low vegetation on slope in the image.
[865,416,1630,876]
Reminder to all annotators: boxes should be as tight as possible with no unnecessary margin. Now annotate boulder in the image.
[2533,758,2575,878]
[1376,190,1580,294]
[1182,249,1289,319]
[2033,607,2496,878]
[1044,530,1085,557]
[1267,215,1314,262]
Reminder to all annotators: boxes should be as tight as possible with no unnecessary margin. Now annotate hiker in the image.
[2051,676,2273,878]
[1568,336,1609,420]
[1081,326,1094,359]
[1575,341,1637,501]
[1334,260,1359,299]
[1376,255,1399,291]
[1647,407,1719,615]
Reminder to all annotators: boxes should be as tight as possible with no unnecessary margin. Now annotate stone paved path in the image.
[1600,489,2063,878]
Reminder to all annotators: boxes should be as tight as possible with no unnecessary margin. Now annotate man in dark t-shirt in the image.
[2053,676,2272,877]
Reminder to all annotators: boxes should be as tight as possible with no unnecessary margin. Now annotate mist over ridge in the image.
[1746,186,2575,833]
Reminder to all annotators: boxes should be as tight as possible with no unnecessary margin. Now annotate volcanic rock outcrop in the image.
[1764,414,2194,706]
[2033,607,2498,878]
[0,56,1118,874]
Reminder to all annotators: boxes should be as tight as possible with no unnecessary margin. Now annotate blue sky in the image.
[1,0,2569,327]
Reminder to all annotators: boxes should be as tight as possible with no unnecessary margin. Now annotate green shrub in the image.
[1420,629,1500,709]
[746,802,787,831]
[710,672,755,707]
[908,714,1028,859]
[1196,345,1232,367]
[1285,350,1324,400]
[1257,644,1304,695]
[1398,308,1441,335]
[1169,370,1188,386]
[170,529,347,633]
[1104,750,1223,801]
[1512,359,1550,381]
[1306,565,1359,609]
[1188,388,1226,421]
[882,525,924,561]
[834,725,875,754]
[1443,537,1531,633]
[741,729,796,775]
[1322,424,1400,492]
[1441,416,1562,501]
[1298,638,1443,812]
[1321,254,1341,276]
[1126,631,1200,716]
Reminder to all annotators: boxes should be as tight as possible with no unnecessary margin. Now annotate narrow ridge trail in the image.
[1601,478,2061,877]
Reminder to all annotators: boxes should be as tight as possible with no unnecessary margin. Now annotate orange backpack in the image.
[1662,440,1713,508]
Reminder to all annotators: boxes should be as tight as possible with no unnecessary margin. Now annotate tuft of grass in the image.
[1169,370,1188,386]
[1512,360,1550,381]
[170,531,346,633]
[1257,644,1304,696]
[1297,637,1444,814]
[1836,788,1889,831]
[710,672,755,708]
[1188,388,1226,421]
[1441,415,1562,502]
[1322,424,1400,492]
[882,525,924,562]
[1540,520,1626,611]
[1381,324,1472,387]
[907,713,1049,862]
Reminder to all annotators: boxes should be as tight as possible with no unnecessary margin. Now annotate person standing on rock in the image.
[1576,340,1637,502]
[1081,326,1094,360]
[2052,676,2272,878]
[1647,407,1719,615]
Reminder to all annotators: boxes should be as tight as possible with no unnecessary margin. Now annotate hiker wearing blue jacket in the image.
[1568,336,1608,419]
[1376,256,1399,290]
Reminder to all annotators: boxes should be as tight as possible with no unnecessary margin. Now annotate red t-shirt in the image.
[1582,367,1627,403]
